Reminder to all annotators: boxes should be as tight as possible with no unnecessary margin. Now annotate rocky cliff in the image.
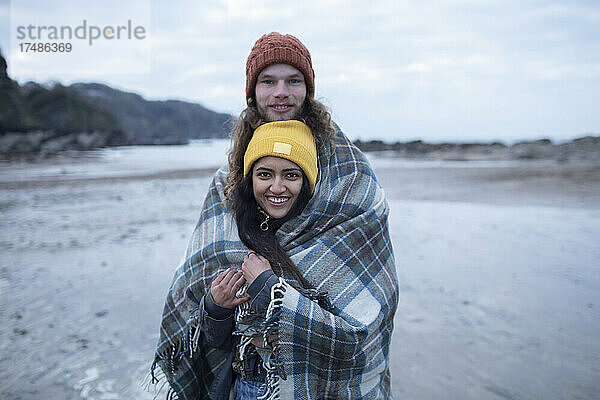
[0,50,232,157]
[70,83,231,144]
[354,136,600,162]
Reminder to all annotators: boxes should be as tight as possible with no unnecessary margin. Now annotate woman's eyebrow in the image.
[255,166,301,173]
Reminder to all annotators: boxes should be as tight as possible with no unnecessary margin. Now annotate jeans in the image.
[234,377,266,400]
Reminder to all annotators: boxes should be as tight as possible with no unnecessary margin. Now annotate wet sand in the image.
[1,155,599,399]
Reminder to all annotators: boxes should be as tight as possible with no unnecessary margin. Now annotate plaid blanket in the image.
[152,128,399,399]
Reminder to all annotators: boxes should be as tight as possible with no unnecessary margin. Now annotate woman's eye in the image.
[286,173,300,179]
[257,172,271,178]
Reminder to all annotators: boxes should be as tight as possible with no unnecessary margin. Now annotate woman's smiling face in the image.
[252,156,303,219]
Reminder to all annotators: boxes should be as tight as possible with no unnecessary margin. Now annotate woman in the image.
[153,119,398,399]
[202,119,320,399]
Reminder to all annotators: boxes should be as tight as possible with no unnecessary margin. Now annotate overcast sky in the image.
[1,0,599,143]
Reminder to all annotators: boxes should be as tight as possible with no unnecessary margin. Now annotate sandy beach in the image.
[1,144,599,399]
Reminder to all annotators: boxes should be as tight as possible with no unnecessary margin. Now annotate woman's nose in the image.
[269,178,285,193]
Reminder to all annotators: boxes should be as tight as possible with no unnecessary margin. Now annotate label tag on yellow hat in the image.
[273,142,292,155]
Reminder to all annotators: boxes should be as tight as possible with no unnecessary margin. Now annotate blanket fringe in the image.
[236,298,254,320]
[166,387,179,400]
[146,357,175,400]
[186,307,202,358]
[148,304,203,400]
[258,278,287,400]
[151,281,289,399]
[148,353,182,400]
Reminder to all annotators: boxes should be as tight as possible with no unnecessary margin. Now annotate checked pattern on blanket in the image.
[152,128,399,399]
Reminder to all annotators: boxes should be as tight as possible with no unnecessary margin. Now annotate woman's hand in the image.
[210,268,250,308]
[242,251,272,285]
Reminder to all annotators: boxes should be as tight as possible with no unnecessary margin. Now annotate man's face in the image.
[255,64,307,121]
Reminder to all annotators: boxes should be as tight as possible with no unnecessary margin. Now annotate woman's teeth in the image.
[267,197,288,204]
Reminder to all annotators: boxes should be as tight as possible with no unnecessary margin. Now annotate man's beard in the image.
[258,102,305,122]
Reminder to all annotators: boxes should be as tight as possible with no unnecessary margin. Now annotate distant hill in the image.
[0,49,233,156]
[20,82,122,133]
[70,83,232,144]
[354,136,600,162]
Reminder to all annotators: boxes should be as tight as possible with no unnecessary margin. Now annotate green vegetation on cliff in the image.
[0,51,43,132]
[0,49,232,155]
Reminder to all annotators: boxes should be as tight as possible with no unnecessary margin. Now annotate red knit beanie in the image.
[246,32,315,102]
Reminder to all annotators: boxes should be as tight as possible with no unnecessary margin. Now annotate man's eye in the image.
[261,79,274,85]
[290,79,302,84]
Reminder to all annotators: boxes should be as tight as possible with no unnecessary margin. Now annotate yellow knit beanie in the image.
[244,120,318,193]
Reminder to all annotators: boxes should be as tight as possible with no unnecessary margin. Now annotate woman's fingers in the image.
[247,251,262,260]
[216,269,246,290]
[245,251,260,261]
[220,268,237,286]
[232,273,246,292]
[220,271,229,287]
[231,295,250,307]
[210,268,250,308]
[214,268,249,292]
[213,269,228,285]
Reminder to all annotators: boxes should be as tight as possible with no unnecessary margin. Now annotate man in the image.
[224,32,336,201]
[153,32,399,400]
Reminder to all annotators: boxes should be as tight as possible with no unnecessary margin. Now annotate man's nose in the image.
[273,80,289,98]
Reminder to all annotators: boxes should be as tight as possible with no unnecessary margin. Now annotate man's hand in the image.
[242,251,272,285]
[210,268,250,308]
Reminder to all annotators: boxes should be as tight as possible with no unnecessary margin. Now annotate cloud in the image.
[2,0,599,141]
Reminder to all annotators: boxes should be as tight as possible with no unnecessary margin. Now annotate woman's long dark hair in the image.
[232,164,312,289]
